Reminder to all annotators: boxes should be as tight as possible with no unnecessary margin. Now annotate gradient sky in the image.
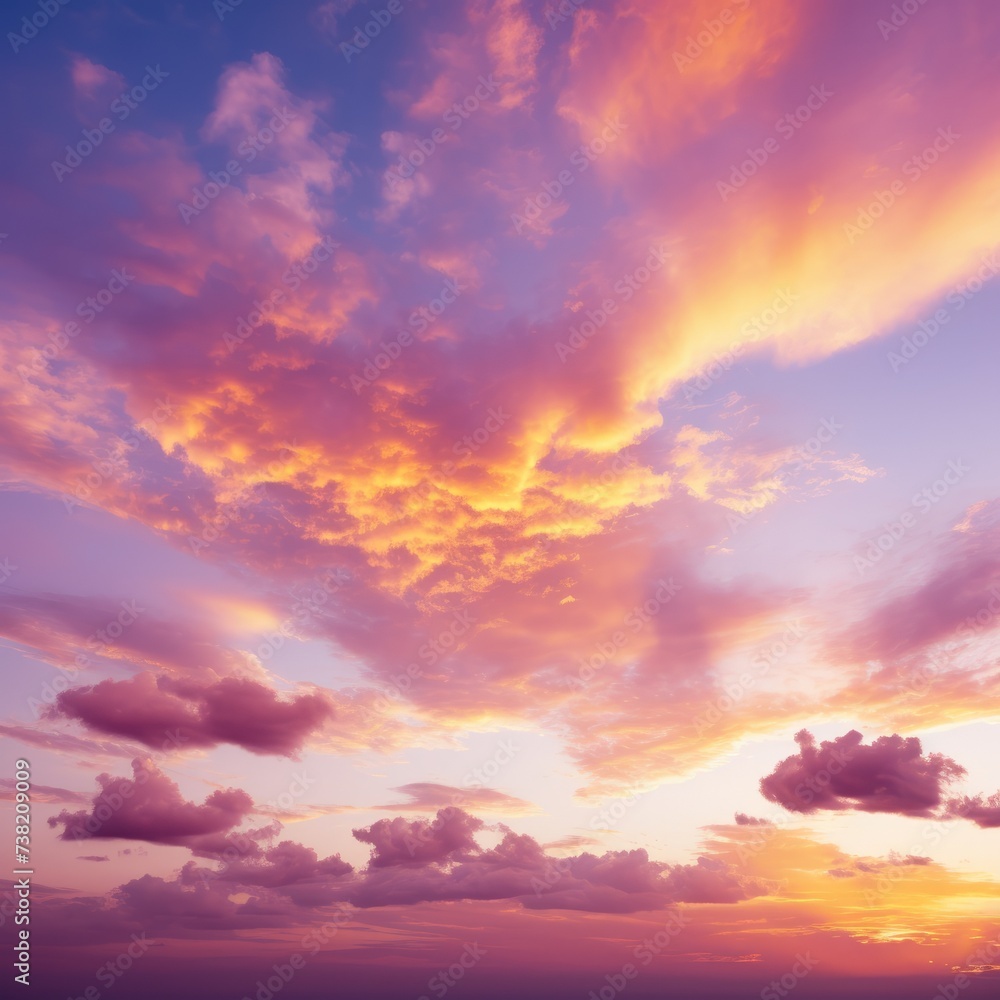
[2,1,1000,998]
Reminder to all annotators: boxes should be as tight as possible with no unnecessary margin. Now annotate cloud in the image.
[0,779,89,804]
[353,808,485,868]
[53,672,334,757]
[47,758,255,848]
[195,839,353,888]
[734,813,773,826]
[0,723,142,760]
[945,792,1000,829]
[346,809,764,912]
[375,782,537,815]
[759,729,967,817]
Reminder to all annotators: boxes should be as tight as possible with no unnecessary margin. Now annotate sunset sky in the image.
[1,1,1000,997]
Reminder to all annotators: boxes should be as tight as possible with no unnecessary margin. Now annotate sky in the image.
[1,0,999,997]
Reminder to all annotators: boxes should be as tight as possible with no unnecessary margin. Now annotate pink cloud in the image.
[48,758,255,847]
[759,729,966,817]
[53,673,334,757]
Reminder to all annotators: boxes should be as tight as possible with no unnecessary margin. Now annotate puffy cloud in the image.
[53,672,334,757]
[945,792,1000,829]
[759,729,966,817]
[199,839,353,888]
[347,810,763,912]
[734,813,773,826]
[47,758,254,848]
[353,807,485,868]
